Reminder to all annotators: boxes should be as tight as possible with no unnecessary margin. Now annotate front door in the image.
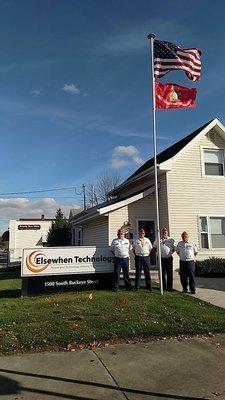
[138,220,155,243]
[138,220,156,265]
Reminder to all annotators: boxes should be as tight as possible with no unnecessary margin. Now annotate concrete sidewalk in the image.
[152,271,225,309]
[1,334,225,399]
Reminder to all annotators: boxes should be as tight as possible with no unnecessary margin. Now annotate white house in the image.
[69,118,225,268]
[9,215,53,262]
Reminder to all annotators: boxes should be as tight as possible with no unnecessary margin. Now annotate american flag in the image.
[154,40,201,81]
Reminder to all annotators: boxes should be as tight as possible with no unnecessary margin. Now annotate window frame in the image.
[201,147,225,178]
[73,226,83,246]
[198,215,225,250]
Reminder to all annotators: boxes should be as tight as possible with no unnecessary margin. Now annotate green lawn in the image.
[1,267,225,355]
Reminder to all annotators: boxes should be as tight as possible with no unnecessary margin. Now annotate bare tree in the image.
[86,172,120,207]
[86,182,98,208]
[97,171,120,202]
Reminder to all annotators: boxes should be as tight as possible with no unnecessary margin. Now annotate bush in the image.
[195,257,225,277]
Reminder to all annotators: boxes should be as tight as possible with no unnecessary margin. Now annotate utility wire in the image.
[0,186,82,196]
[0,196,80,199]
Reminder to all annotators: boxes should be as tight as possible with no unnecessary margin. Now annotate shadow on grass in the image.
[0,266,21,280]
[0,289,21,298]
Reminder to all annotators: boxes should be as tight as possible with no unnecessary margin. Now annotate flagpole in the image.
[147,33,163,296]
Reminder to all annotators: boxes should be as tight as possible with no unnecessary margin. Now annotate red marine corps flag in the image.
[155,82,197,109]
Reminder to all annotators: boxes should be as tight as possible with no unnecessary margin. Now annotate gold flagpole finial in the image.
[147,33,156,40]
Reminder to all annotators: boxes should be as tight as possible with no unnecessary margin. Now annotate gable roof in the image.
[69,197,117,222]
[109,117,224,196]
[70,186,156,225]
[70,117,225,226]
[126,118,215,181]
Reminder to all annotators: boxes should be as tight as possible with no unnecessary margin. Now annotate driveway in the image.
[152,270,225,309]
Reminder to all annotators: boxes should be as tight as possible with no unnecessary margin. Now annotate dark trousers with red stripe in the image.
[179,260,196,293]
[134,255,152,290]
[162,256,173,291]
[113,257,131,291]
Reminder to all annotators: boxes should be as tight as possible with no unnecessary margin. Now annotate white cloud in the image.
[0,98,80,121]
[86,123,149,139]
[94,20,190,55]
[62,83,80,95]
[30,89,42,97]
[0,59,56,73]
[0,198,81,234]
[0,198,29,209]
[109,145,144,170]
[109,159,133,169]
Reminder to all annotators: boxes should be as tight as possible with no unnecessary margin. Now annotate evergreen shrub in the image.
[195,257,225,277]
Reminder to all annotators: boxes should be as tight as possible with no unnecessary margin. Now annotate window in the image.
[203,149,224,176]
[73,227,83,246]
[72,228,76,245]
[76,228,83,246]
[210,218,225,248]
[199,216,225,249]
[199,216,209,248]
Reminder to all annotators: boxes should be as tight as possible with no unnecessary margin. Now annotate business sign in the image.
[21,272,113,296]
[18,224,41,230]
[22,246,114,277]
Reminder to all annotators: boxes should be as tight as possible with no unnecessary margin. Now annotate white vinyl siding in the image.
[108,206,129,244]
[167,129,225,263]
[158,173,170,230]
[82,217,108,246]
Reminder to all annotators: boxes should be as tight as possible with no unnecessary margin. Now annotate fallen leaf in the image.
[77,344,85,350]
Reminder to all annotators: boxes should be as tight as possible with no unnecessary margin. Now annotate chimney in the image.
[41,214,45,220]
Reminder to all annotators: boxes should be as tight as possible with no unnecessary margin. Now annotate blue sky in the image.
[0,0,224,233]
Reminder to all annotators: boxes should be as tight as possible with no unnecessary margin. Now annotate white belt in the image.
[136,254,149,257]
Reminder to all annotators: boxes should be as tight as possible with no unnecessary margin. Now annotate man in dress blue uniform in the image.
[153,227,175,291]
[110,228,132,292]
[132,228,152,291]
[176,231,198,294]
